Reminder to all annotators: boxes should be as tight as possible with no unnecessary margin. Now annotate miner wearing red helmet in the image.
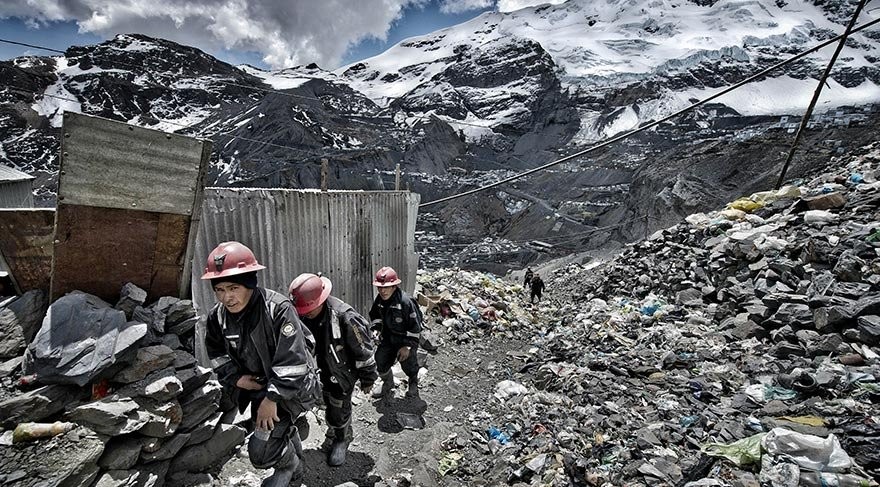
[368,266,423,399]
[289,273,377,467]
[202,241,320,487]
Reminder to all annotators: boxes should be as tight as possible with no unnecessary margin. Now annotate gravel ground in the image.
[215,333,531,487]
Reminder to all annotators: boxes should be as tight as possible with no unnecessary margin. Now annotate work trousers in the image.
[322,380,354,441]
[374,341,419,378]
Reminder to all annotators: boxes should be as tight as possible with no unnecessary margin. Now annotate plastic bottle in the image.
[12,422,75,443]
[798,471,871,487]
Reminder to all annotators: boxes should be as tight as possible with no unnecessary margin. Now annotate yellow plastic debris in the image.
[728,198,764,212]
[777,415,826,427]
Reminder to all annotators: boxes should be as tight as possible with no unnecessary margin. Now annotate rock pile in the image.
[0,284,241,487]
[417,144,880,486]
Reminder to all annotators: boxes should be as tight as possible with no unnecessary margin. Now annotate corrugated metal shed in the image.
[52,112,210,302]
[0,165,34,208]
[192,188,420,317]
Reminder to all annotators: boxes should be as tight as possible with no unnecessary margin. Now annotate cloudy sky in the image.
[0,0,566,69]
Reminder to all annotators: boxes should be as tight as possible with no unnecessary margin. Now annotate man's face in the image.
[213,281,253,314]
[377,285,396,301]
[303,304,323,320]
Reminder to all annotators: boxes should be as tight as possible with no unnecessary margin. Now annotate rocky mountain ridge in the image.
[0,0,878,270]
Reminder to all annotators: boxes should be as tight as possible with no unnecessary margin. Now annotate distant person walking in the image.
[523,267,534,287]
[369,266,423,399]
[289,273,377,467]
[530,274,545,304]
[202,241,320,487]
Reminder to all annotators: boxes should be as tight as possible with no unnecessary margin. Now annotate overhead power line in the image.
[418,16,880,208]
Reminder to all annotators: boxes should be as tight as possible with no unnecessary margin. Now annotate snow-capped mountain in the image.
[337,0,879,142]
[1,0,879,270]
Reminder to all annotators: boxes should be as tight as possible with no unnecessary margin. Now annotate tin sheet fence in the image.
[192,188,420,316]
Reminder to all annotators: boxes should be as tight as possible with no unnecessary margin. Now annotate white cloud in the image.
[438,0,493,15]
[0,0,422,69]
[496,0,567,13]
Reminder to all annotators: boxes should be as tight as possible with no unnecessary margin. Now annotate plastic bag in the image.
[702,432,766,466]
[729,198,764,212]
[803,210,838,225]
[761,427,852,472]
[494,380,528,400]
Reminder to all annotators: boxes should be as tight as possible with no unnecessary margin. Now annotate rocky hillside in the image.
[409,139,880,485]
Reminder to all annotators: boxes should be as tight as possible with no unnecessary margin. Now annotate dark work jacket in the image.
[368,288,422,348]
[531,277,545,295]
[205,288,321,413]
[303,296,378,394]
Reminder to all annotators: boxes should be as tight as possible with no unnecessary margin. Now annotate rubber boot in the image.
[405,375,419,398]
[372,371,394,398]
[328,433,350,467]
[261,461,301,487]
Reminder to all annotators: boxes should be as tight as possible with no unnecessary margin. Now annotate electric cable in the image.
[418,16,880,208]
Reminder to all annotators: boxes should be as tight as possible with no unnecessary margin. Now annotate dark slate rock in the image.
[167,316,198,336]
[813,306,852,332]
[0,356,22,377]
[165,300,196,327]
[857,315,880,345]
[112,345,176,384]
[179,381,222,430]
[177,366,213,396]
[769,341,805,357]
[68,396,149,436]
[98,436,144,470]
[0,290,48,359]
[140,433,190,463]
[169,424,246,473]
[833,250,865,282]
[183,411,222,446]
[132,305,166,335]
[115,283,148,321]
[172,350,197,369]
[23,294,147,386]
[136,399,183,438]
[767,303,813,328]
[0,383,83,427]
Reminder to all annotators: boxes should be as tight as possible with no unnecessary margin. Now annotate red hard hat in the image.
[373,266,401,287]
[200,241,266,280]
[289,273,332,315]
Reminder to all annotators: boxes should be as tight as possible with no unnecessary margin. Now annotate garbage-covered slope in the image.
[411,141,880,485]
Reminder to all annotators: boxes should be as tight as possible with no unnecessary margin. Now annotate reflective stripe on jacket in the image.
[205,288,321,410]
[313,296,378,393]
[368,288,422,348]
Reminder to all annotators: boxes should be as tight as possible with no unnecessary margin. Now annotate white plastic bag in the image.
[761,427,853,472]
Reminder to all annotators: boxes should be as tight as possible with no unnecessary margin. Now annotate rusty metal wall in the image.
[52,112,210,302]
[192,188,420,317]
[0,209,54,292]
[0,180,34,208]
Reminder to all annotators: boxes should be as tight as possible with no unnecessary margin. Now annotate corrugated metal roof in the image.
[191,188,420,317]
[0,165,34,182]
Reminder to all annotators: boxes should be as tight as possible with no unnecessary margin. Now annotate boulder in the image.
[23,294,147,386]
[169,424,246,473]
[113,345,176,384]
[0,290,48,359]
[68,396,149,436]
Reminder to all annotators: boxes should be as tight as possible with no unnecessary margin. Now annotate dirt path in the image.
[216,334,531,487]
